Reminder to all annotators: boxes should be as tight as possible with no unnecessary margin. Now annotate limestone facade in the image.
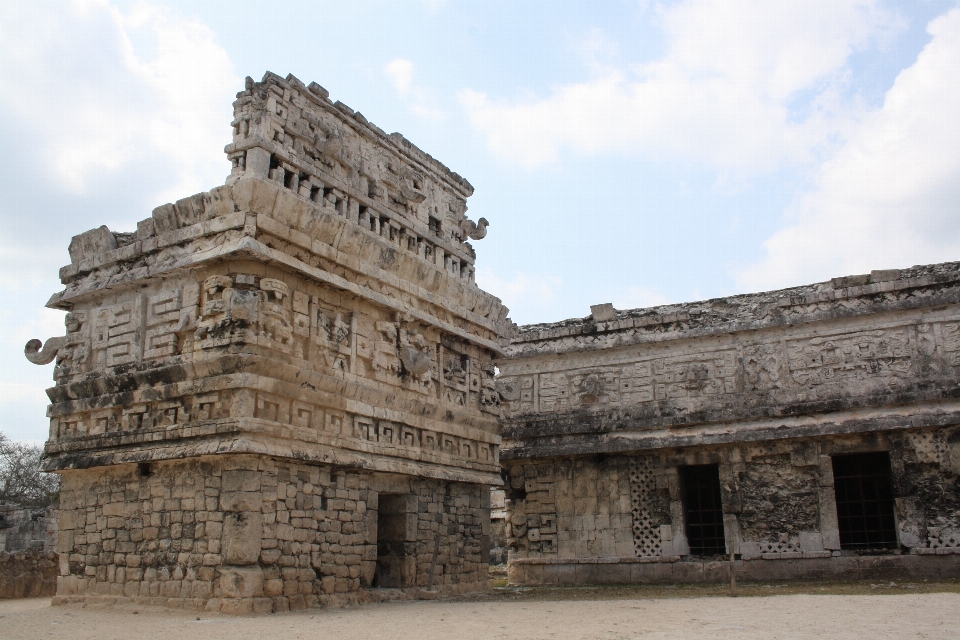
[498,264,960,584]
[27,72,512,612]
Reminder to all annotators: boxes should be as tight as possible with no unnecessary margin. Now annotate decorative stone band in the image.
[500,400,960,460]
[42,437,499,486]
[50,201,509,351]
[43,388,499,482]
[500,318,960,420]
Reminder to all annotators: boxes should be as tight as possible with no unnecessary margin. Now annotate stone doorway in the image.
[832,452,898,550]
[374,493,415,588]
[680,464,727,555]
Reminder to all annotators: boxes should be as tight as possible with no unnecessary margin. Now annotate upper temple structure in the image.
[24,72,960,611]
[26,72,513,612]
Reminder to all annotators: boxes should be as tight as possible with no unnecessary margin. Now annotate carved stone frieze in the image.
[500,265,960,460]
[786,326,912,389]
[27,72,510,488]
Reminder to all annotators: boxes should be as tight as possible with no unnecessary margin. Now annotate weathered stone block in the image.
[703,561,730,583]
[220,492,262,512]
[68,226,116,263]
[672,561,704,583]
[222,512,262,565]
[222,470,261,493]
[858,556,912,581]
[798,532,824,552]
[218,566,264,599]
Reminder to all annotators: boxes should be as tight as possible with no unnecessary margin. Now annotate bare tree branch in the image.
[0,433,59,507]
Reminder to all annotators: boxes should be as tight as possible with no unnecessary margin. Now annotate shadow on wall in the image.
[0,551,58,599]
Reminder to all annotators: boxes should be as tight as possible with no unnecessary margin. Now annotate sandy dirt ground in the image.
[3,586,959,640]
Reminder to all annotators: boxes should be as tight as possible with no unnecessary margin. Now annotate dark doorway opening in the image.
[832,452,898,550]
[681,464,727,555]
[374,493,411,588]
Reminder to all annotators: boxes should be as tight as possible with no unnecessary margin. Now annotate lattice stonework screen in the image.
[629,456,662,556]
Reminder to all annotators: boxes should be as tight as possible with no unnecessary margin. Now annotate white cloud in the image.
[3,307,66,347]
[384,58,445,121]
[475,269,562,325]
[460,0,900,169]
[0,0,239,204]
[0,382,48,406]
[0,305,63,443]
[386,58,414,95]
[0,232,61,291]
[736,8,960,292]
[0,0,239,443]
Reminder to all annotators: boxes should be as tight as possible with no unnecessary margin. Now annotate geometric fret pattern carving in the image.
[928,529,960,549]
[629,456,662,557]
[759,535,800,554]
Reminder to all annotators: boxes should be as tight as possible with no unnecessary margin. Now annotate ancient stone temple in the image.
[26,72,513,612]
[498,265,960,585]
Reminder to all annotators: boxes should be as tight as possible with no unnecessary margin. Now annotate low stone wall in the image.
[0,551,58,598]
[508,553,960,585]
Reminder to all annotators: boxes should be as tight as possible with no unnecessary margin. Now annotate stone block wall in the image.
[54,455,489,612]
[504,457,636,560]
[0,505,58,552]
[0,551,58,599]
[505,426,960,585]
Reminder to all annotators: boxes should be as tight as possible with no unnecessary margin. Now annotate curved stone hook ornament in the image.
[399,347,432,376]
[460,217,489,241]
[24,337,67,365]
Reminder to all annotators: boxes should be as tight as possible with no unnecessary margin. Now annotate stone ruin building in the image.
[25,72,513,613]
[0,505,59,600]
[0,504,58,553]
[23,72,960,610]
[498,267,960,585]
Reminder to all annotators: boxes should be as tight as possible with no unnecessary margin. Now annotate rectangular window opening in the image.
[832,452,898,550]
[680,464,726,556]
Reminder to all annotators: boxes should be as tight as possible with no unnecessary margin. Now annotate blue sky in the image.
[2,0,960,442]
